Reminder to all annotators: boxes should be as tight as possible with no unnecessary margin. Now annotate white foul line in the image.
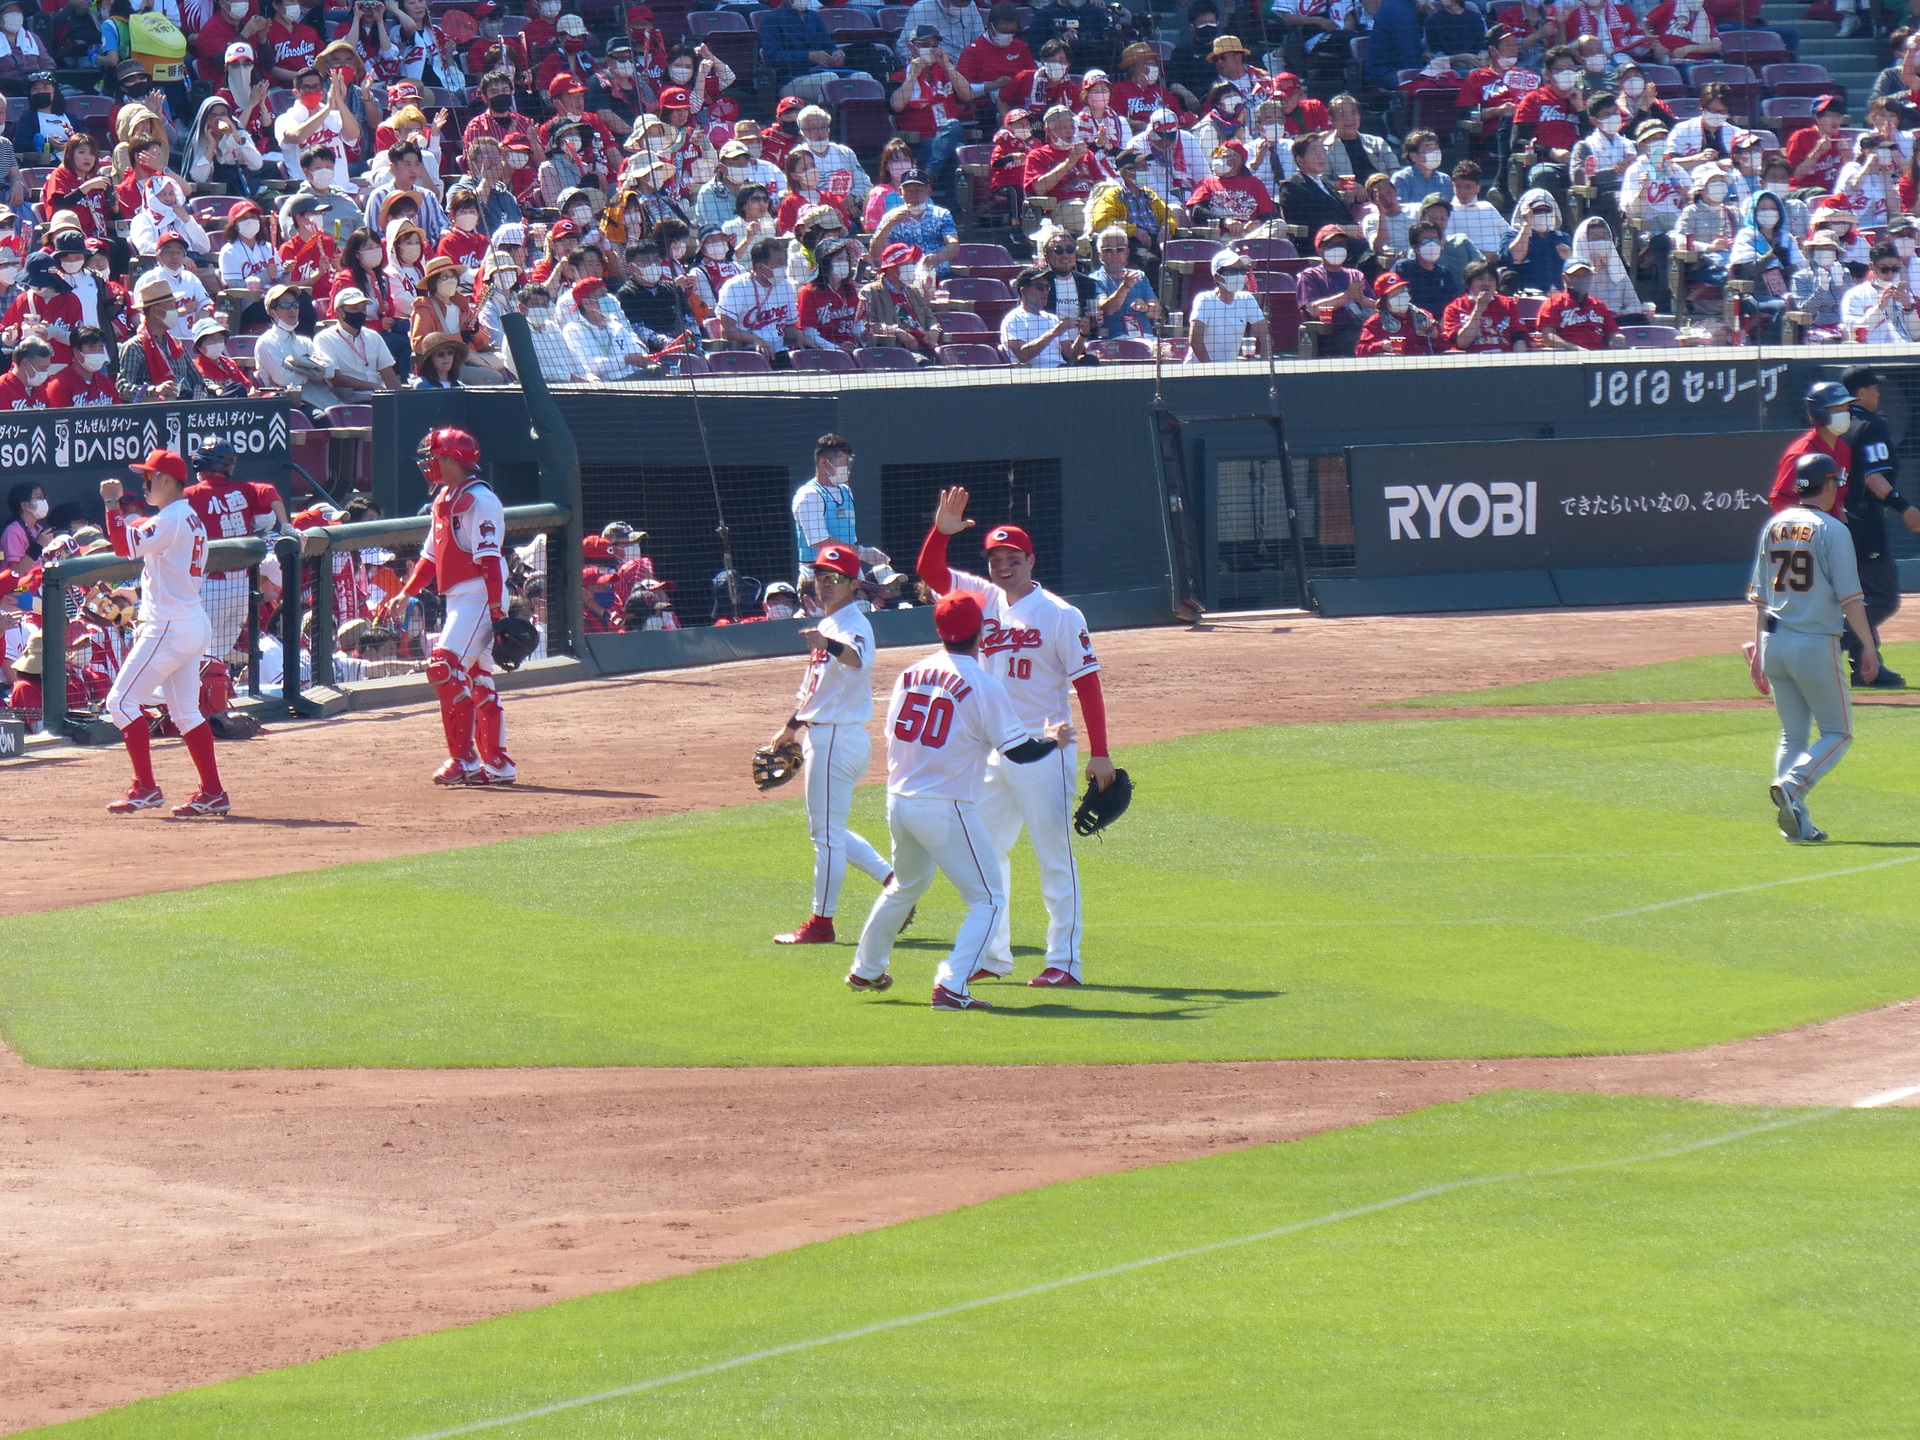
[401,1108,1835,1440]
[1852,1084,1920,1109]
[1584,853,1920,921]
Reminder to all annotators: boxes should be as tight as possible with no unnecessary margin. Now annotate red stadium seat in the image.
[686,10,757,82]
[1229,236,1297,260]
[1719,30,1788,62]
[942,274,1016,329]
[1762,94,1820,136]
[790,348,859,370]
[855,345,920,369]
[824,76,893,157]
[952,240,1019,282]
[1252,269,1300,353]
[1637,64,1685,91]
[936,342,1011,366]
[1761,62,1842,98]
[942,310,989,333]
[706,350,774,373]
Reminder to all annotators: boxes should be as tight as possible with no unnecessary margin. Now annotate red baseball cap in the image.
[131,448,188,486]
[547,72,586,96]
[582,534,615,562]
[813,543,861,578]
[775,95,804,117]
[982,524,1032,555]
[657,85,691,109]
[627,3,653,20]
[550,217,581,238]
[1271,70,1301,93]
[571,276,605,304]
[934,591,983,643]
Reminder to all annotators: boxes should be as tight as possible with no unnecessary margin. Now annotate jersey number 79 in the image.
[894,691,954,748]
[1769,549,1812,593]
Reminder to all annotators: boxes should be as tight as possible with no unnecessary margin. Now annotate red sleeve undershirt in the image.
[1072,671,1108,758]
[916,524,953,593]
[400,553,437,598]
[480,553,505,616]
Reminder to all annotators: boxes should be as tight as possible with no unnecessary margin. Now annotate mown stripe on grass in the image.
[403,1106,1837,1440]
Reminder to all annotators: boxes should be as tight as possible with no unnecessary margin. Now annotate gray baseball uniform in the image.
[1749,504,1864,796]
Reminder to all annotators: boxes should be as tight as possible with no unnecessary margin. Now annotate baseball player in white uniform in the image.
[847,591,1076,1009]
[1749,452,1880,843]
[915,486,1116,987]
[99,448,232,817]
[770,542,895,945]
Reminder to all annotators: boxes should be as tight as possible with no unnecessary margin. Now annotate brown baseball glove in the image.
[752,738,804,791]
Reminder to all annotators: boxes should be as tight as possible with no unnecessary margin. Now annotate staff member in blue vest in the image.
[791,432,892,589]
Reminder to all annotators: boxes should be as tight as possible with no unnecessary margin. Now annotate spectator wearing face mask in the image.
[1125,108,1206,209]
[1443,257,1528,351]
[190,317,257,396]
[3,252,80,363]
[1022,103,1110,204]
[1787,231,1849,342]
[3,481,44,573]
[1240,99,1296,195]
[615,238,693,338]
[1190,81,1250,160]
[1674,164,1740,296]
[280,142,365,243]
[506,283,583,381]
[1511,47,1583,200]
[44,325,119,407]
[1008,37,1081,116]
[0,336,47,408]
[1567,214,1644,316]
[1390,130,1451,208]
[858,241,945,357]
[565,275,659,379]
[1837,135,1898,235]
[1356,272,1438,356]
[717,234,800,364]
[274,65,360,180]
[797,238,864,353]
[1392,221,1464,316]
[957,2,1032,112]
[695,139,762,230]
[1530,257,1625,348]
[1184,140,1272,238]
[434,188,489,275]
[1841,241,1919,344]
[1499,190,1572,293]
[791,434,868,580]
[254,282,343,407]
[790,104,871,204]
[311,283,400,395]
[1888,215,1920,293]
[1106,41,1173,130]
[1297,225,1370,357]
[869,169,961,274]
[464,69,535,150]
[1085,149,1175,266]
[1570,94,1632,226]
[1726,191,1797,341]
[1620,120,1682,295]
[891,25,969,182]
[1186,250,1265,361]
[1665,85,1745,178]
[117,272,207,400]
[217,200,277,291]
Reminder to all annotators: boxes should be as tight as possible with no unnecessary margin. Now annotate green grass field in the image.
[36,1091,1920,1439]
[8,713,1920,1068]
[1394,641,1920,709]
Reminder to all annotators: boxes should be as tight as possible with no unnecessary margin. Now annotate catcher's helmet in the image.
[421,426,483,474]
[1805,380,1851,426]
[1794,452,1842,498]
[491,615,540,672]
[190,435,239,473]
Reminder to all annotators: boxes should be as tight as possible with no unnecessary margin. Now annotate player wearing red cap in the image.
[98,449,232,817]
[767,542,895,945]
[916,486,1114,987]
[379,426,516,786]
[847,591,1075,1010]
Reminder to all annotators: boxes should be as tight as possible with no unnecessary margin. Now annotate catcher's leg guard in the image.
[469,661,511,773]
[427,648,477,762]
[197,658,232,719]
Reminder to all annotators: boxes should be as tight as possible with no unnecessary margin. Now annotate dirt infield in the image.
[6,602,1920,1433]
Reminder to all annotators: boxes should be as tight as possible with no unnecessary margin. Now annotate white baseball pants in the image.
[437,584,497,672]
[1762,630,1853,795]
[976,741,1082,979]
[106,613,213,732]
[802,722,889,917]
[852,793,1005,997]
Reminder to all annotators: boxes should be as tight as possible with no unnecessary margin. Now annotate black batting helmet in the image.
[1793,452,1841,498]
[191,435,239,473]
[491,615,539,672]
[1805,380,1851,426]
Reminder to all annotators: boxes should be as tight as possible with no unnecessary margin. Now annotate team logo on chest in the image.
[981,619,1043,656]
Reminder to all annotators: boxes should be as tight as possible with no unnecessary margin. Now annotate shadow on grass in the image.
[1820,840,1920,848]
[891,939,1045,955]
[1076,984,1287,1001]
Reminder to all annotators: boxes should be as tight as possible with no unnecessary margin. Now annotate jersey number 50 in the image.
[894,691,954,748]
[1769,548,1812,593]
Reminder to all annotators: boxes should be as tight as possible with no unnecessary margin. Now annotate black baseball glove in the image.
[752,738,804,791]
[1074,767,1133,837]
[491,615,540,672]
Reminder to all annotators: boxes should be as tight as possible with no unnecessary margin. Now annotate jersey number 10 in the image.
[894,691,954,749]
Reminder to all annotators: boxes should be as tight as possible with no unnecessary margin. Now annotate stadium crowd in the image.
[0,0,1889,393]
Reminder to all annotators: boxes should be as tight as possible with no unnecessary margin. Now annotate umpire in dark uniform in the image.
[1840,366,1920,688]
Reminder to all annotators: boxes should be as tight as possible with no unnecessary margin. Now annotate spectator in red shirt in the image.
[263,0,323,83]
[277,194,338,287]
[1531,257,1625,348]
[1021,103,1107,202]
[3,255,81,364]
[1186,140,1274,236]
[43,324,117,406]
[1110,40,1179,131]
[1442,258,1528,351]
[464,70,536,150]
[959,3,1035,118]
[891,24,968,179]
[796,236,864,352]
[1357,271,1439,354]
[437,188,489,271]
[1512,46,1584,197]
[624,4,669,89]
[534,12,599,98]
[0,338,48,409]
[196,0,273,84]
[1269,71,1328,135]
[1006,38,1081,118]
[1785,95,1849,193]
[1645,0,1721,63]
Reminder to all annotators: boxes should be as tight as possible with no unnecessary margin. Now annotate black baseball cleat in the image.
[1769,784,1801,840]
[1868,667,1907,689]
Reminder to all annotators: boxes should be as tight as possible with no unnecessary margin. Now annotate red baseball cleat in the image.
[931,985,992,1011]
[107,785,165,815]
[845,971,893,992]
[1028,967,1082,987]
[968,967,1011,984]
[776,915,835,945]
[171,791,231,818]
[432,759,478,786]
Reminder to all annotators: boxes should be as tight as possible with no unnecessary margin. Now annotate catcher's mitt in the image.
[1074,767,1133,837]
[491,615,540,672]
[752,738,804,791]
